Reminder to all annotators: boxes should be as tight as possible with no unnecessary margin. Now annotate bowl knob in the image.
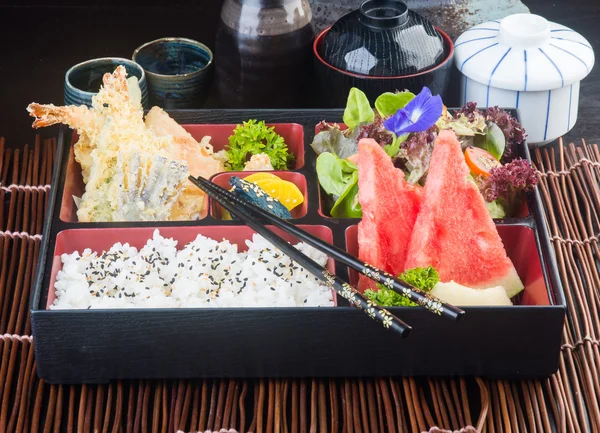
[359,0,409,30]
[498,13,551,48]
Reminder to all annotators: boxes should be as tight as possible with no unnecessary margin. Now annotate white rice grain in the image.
[51,229,334,309]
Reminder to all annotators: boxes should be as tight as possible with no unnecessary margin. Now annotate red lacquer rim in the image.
[313,25,455,80]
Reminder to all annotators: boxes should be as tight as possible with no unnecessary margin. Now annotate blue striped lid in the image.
[454,14,594,91]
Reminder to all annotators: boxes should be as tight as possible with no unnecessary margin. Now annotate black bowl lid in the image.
[319,0,445,77]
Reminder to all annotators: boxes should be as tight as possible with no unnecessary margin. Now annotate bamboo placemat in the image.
[0,135,598,433]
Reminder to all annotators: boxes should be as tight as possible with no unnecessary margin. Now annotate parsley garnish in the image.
[364,266,439,307]
[225,120,294,171]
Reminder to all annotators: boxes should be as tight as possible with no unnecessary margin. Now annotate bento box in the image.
[31,109,565,384]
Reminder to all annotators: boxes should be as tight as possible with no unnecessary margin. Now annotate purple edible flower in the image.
[384,87,443,135]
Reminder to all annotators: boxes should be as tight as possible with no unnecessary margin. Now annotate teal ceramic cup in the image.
[64,57,149,108]
[132,37,214,109]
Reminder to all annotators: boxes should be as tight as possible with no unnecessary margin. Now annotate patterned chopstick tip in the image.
[322,270,397,331]
[363,263,446,316]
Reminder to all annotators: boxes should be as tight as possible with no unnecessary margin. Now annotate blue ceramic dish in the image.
[64,58,149,108]
[132,37,213,109]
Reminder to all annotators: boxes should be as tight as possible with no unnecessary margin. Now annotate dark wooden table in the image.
[0,0,598,146]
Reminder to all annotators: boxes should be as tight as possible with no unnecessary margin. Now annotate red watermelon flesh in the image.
[357,139,424,291]
[404,130,524,297]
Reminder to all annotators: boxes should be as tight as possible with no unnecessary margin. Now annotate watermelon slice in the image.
[357,139,424,291]
[404,130,524,297]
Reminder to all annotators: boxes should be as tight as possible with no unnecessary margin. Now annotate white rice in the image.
[51,229,335,309]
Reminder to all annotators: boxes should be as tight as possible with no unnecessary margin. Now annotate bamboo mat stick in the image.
[6,136,600,433]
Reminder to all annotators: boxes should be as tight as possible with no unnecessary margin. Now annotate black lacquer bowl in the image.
[319,0,445,77]
[313,0,454,107]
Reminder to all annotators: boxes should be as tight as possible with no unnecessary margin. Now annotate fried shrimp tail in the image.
[26,103,92,129]
[25,64,223,222]
[101,65,128,94]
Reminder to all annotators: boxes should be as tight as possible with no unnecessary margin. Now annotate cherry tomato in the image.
[464,147,501,177]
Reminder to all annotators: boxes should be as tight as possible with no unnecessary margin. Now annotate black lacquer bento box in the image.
[31,109,566,384]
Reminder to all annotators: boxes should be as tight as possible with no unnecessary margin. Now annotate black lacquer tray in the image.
[31,109,566,384]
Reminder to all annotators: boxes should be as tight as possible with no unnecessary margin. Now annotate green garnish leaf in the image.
[365,287,415,307]
[330,171,362,218]
[225,120,294,171]
[486,200,506,218]
[316,153,362,218]
[399,266,440,291]
[383,133,408,157]
[364,266,439,307]
[473,121,506,160]
[375,91,415,117]
[436,112,487,137]
[343,88,374,130]
[310,125,360,160]
[316,153,357,198]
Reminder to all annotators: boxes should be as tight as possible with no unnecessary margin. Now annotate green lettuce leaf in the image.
[316,153,362,218]
[310,126,360,160]
[486,200,506,218]
[343,88,374,130]
[375,91,415,117]
[473,121,506,160]
[383,133,408,157]
[436,112,487,137]
[316,152,357,198]
[330,171,362,218]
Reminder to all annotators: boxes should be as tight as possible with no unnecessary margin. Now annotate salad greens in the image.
[330,172,361,218]
[479,158,538,216]
[316,153,362,218]
[310,87,536,219]
[473,121,506,160]
[365,266,440,307]
[225,120,294,171]
[343,88,374,129]
[486,201,506,219]
[311,123,361,160]
[316,153,357,197]
[312,88,416,218]
[375,91,415,117]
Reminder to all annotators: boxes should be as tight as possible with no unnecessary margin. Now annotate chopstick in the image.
[189,175,412,338]
[190,176,465,323]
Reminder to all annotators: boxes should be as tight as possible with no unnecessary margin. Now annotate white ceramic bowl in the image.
[454,14,594,145]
